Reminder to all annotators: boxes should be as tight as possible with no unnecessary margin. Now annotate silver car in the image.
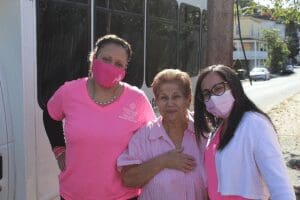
[249,67,270,81]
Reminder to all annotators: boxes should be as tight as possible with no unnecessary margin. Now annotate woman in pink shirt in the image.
[193,65,295,200]
[44,34,155,200]
[118,69,207,200]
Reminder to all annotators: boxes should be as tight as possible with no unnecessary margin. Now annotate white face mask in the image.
[205,90,235,118]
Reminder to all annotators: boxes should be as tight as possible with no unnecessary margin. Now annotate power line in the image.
[236,0,252,84]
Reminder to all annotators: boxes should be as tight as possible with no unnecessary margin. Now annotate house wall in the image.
[233,16,285,69]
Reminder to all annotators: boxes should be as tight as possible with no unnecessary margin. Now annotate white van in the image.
[0,0,207,199]
[0,67,14,200]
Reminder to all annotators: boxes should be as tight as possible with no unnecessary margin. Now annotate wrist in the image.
[156,153,168,169]
[53,146,66,159]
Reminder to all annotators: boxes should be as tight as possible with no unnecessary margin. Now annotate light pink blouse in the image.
[118,114,207,200]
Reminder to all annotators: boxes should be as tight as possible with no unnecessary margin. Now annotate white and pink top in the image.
[118,114,207,200]
[47,78,155,200]
[204,126,249,200]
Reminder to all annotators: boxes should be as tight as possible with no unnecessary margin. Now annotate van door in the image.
[0,72,14,200]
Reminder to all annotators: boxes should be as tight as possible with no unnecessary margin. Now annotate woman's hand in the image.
[121,148,196,187]
[53,146,66,171]
[159,148,196,172]
[56,152,66,171]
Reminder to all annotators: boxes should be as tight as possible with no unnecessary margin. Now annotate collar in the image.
[149,110,195,140]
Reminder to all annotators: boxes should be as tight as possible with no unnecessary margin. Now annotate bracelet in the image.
[53,146,66,159]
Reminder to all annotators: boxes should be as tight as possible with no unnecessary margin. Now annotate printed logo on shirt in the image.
[118,103,138,123]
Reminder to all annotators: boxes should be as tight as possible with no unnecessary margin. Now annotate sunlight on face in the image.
[97,43,128,69]
[201,72,225,92]
[156,82,191,123]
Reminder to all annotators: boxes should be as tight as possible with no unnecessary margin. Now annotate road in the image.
[242,67,300,112]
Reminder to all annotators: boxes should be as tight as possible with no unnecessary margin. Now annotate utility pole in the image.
[207,0,234,66]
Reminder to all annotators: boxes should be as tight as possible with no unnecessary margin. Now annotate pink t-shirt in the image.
[117,114,207,200]
[204,127,249,200]
[47,78,155,200]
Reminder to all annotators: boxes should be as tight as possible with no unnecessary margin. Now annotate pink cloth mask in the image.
[92,58,125,88]
[205,90,235,119]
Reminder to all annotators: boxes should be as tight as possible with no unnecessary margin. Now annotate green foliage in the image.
[238,0,255,8]
[237,0,299,66]
[271,1,300,62]
[235,0,258,15]
[271,0,300,24]
[262,29,290,73]
[286,21,300,62]
[237,0,300,23]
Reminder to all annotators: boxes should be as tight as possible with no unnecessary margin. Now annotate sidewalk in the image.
[267,92,300,198]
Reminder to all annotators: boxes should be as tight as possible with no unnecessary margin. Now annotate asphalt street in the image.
[242,67,300,112]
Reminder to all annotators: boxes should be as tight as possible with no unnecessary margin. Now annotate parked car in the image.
[249,67,270,81]
[282,64,294,74]
[236,69,247,80]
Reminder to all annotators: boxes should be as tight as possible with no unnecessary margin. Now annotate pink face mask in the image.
[205,90,235,119]
[92,58,125,88]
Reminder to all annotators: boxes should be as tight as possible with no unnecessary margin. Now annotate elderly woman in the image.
[117,69,207,200]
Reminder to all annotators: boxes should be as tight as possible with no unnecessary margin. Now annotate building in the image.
[233,16,285,70]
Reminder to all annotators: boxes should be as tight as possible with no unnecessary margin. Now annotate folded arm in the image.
[120,148,196,188]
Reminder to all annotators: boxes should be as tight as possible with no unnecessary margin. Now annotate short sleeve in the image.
[47,84,66,121]
[117,127,148,171]
[137,92,155,127]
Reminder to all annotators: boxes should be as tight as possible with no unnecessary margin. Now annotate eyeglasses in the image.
[199,82,228,102]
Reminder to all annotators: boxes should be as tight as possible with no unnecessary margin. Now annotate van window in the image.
[95,0,145,88]
[37,0,206,108]
[97,0,143,13]
[200,9,208,68]
[37,0,145,109]
[37,0,90,109]
[178,3,201,76]
[146,0,178,87]
[145,0,202,87]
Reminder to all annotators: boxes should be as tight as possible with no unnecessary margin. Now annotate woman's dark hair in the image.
[194,64,273,150]
[89,34,133,63]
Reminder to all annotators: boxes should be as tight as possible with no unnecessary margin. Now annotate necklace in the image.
[92,94,118,105]
[89,79,120,105]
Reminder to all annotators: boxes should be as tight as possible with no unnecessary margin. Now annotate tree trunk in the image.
[207,0,234,67]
